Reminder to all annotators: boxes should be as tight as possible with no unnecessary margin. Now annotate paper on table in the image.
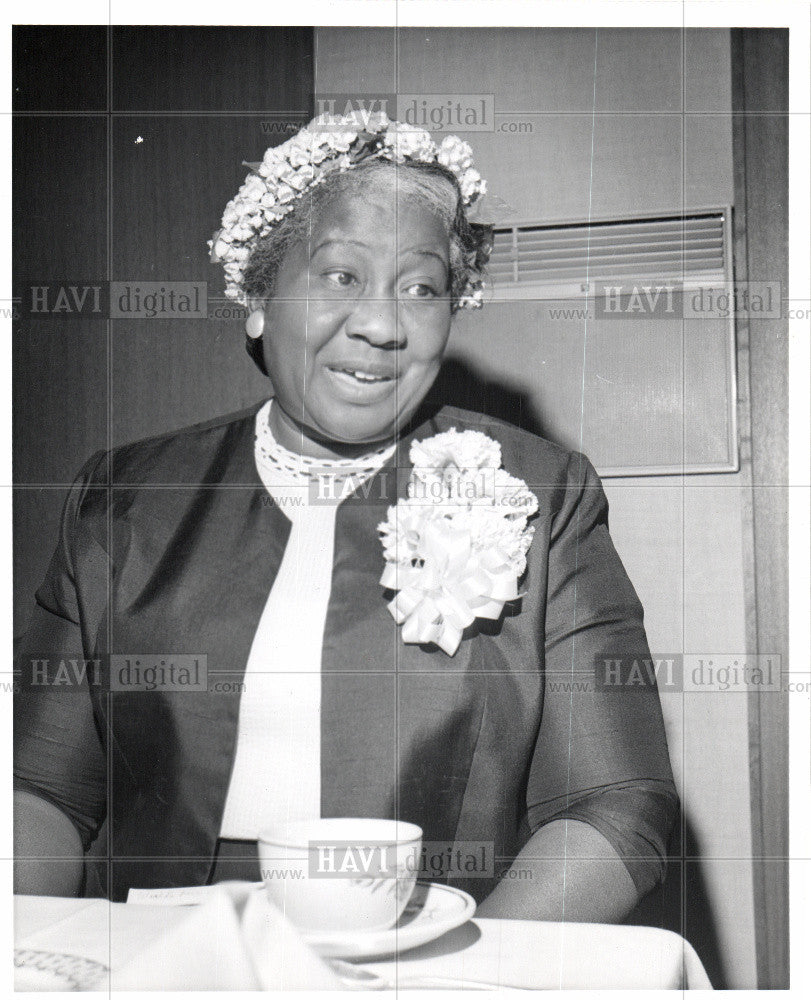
[127,882,264,906]
[115,882,342,990]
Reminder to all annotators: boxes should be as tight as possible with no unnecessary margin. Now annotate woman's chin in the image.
[279,411,396,457]
[314,420,397,452]
[309,405,406,449]
[272,397,424,456]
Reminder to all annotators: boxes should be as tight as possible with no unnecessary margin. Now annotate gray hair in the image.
[242,158,480,312]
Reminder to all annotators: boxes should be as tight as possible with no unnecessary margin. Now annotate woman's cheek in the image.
[307,299,353,340]
[402,306,452,358]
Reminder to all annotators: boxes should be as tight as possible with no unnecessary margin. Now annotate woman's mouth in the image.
[325,364,400,400]
[328,365,396,385]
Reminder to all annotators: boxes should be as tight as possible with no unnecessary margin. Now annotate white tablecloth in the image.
[14,891,713,991]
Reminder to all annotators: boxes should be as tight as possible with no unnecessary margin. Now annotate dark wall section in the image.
[13,26,314,634]
[14,26,108,111]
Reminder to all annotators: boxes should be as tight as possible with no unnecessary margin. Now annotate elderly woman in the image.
[14,114,677,922]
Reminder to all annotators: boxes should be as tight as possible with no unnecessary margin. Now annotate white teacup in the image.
[258,817,422,933]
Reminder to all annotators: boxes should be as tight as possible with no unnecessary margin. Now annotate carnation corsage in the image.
[378,429,539,655]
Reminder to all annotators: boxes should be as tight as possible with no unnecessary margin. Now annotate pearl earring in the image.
[245,310,265,339]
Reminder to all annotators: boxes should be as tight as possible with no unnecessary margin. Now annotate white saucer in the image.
[302,882,476,960]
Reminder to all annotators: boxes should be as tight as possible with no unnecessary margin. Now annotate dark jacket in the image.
[15,401,678,902]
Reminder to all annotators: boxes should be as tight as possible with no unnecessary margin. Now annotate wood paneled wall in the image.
[13,27,314,633]
[731,28,790,990]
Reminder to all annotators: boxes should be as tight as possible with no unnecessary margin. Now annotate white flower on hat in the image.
[287,164,316,190]
[459,168,485,203]
[209,112,489,309]
[308,144,330,165]
[286,144,312,168]
[437,135,474,173]
[383,123,436,162]
[275,183,296,204]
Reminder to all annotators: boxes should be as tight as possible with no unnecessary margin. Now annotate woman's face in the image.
[260,184,453,454]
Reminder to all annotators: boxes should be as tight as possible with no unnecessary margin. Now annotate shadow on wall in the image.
[425,357,550,441]
[627,813,725,988]
[425,355,613,455]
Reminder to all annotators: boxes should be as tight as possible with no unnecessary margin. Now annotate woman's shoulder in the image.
[428,404,584,486]
[83,401,265,488]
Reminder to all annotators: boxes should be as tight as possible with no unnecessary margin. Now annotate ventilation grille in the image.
[487,210,728,295]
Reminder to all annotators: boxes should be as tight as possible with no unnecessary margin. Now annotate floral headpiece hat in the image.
[209,111,492,309]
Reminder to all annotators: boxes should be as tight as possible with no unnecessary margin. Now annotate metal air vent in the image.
[487,210,729,300]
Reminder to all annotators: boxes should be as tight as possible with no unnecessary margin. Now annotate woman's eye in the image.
[403,282,438,299]
[323,270,356,288]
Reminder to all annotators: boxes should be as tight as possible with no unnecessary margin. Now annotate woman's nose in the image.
[345,292,404,349]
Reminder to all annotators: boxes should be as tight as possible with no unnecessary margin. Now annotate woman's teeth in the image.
[339,368,392,383]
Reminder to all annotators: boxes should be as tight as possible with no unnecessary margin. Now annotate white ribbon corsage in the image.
[378,429,539,655]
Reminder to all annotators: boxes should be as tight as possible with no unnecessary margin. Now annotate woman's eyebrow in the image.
[310,237,366,256]
[399,247,449,268]
[310,239,447,269]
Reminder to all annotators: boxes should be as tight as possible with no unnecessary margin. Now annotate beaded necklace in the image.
[254,400,396,485]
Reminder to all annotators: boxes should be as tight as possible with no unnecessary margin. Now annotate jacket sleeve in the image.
[14,453,109,850]
[525,450,679,897]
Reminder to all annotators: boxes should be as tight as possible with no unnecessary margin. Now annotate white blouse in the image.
[218,400,395,840]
